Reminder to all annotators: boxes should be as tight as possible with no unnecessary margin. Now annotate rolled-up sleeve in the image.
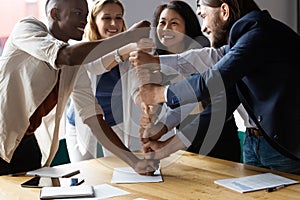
[12,17,68,70]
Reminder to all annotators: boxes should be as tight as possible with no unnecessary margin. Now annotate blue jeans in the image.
[243,132,300,175]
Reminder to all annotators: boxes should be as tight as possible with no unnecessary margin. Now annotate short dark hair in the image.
[45,0,64,14]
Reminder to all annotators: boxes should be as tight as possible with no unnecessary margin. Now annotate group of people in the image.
[0,0,299,177]
[65,0,241,165]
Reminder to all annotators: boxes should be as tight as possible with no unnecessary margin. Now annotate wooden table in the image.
[0,150,300,200]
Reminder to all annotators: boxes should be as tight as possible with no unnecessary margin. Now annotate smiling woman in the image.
[64,0,156,163]
[152,0,210,55]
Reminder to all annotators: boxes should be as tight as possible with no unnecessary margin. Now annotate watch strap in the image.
[114,49,123,63]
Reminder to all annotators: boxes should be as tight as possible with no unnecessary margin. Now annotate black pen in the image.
[266,185,286,192]
[9,172,27,176]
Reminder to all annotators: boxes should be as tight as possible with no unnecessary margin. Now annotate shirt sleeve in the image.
[159,46,227,127]
[71,67,103,122]
[11,17,68,70]
[83,58,108,75]
[159,46,226,76]
[158,103,197,130]
[176,130,192,147]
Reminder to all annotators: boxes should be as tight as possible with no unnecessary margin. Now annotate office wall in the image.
[120,0,198,26]
[255,0,298,32]
[120,0,298,32]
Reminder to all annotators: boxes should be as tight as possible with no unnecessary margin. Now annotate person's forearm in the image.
[159,47,226,76]
[99,42,138,71]
[140,84,166,105]
[84,115,139,167]
[56,30,142,66]
[155,135,187,159]
[158,103,198,130]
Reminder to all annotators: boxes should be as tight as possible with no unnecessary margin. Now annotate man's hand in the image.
[127,21,151,42]
[139,122,168,143]
[139,104,160,129]
[140,122,168,153]
[133,158,160,176]
[143,135,187,160]
[139,84,166,105]
[128,20,151,30]
[142,139,171,160]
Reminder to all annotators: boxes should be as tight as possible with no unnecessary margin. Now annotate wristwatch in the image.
[114,49,123,63]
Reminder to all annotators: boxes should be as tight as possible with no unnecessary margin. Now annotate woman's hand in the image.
[135,38,155,52]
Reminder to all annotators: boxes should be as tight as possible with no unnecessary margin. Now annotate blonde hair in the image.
[83,0,126,41]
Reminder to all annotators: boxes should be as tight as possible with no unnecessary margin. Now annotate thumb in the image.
[141,102,150,116]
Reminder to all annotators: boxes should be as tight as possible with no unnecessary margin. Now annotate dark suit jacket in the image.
[166,10,300,159]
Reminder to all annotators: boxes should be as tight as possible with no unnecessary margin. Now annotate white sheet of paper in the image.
[111,167,163,184]
[52,184,130,200]
[90,184,130,199]
[26,167,80,178]
[214,173,299,193]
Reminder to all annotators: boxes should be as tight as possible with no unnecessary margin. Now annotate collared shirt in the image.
[26,72,60,135]
[68,59,142,156]
[159,46,227,130]
[0,17,103,165]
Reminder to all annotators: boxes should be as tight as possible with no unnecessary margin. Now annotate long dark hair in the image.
[153,0,209,55]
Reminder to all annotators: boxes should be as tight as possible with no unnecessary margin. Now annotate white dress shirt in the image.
[73,59,143,158]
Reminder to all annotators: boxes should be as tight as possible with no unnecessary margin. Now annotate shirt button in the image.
[257,115,262,122]
[171,96,179,105]
[273,134,279,139]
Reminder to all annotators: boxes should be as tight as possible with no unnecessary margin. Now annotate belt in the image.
[247,128,263,137]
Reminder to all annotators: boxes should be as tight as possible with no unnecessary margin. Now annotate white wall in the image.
[119,0,298,31]
[120,0,198,26]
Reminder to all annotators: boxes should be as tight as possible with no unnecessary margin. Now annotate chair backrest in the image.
[50,138,71,166]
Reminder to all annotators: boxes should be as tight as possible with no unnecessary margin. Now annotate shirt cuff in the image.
[176,130,191,147]
[164,85,169,102]
[83,58,108,75]
[159,54,179,74]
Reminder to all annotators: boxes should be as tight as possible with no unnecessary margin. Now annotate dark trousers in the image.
[0,134,42,175]
[179,108,241,162]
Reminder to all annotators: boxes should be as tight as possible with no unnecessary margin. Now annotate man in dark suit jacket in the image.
[136,0,300,174]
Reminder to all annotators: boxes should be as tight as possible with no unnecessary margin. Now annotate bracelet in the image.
[114,49,124,63]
